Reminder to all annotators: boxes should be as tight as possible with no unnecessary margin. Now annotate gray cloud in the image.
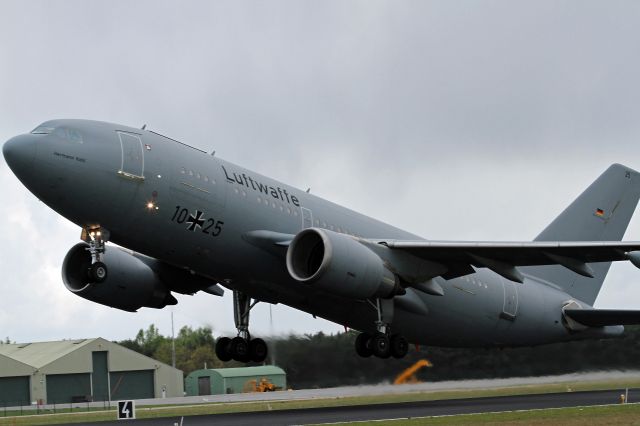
[2,1,640,342]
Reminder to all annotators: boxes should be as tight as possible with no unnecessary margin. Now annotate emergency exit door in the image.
[301,207,313,229]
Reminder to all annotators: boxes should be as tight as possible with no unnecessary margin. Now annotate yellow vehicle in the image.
[393,359,433,385]
[243,377,278,392]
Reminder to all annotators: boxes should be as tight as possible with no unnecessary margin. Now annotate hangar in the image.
[0,338,183,405]
[185,366,286,395]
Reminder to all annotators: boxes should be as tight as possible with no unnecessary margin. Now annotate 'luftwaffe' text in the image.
[222,165,300,207]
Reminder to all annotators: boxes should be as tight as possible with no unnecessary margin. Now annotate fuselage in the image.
[3,119,621,347]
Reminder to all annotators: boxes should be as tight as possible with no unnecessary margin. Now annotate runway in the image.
[94,388,639,425]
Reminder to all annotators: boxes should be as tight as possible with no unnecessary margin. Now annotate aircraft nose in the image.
[3,134,37,177]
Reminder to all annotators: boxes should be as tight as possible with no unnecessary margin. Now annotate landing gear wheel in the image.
[215,337,232,362]
[249,338,268,363]
[371,333,391,359]
[230,336,250,362]
[390,334,409,359]
[88,262,107,283]
[355,332,373,358]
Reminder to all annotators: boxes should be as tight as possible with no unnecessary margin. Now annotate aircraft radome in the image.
[5,119,640,363]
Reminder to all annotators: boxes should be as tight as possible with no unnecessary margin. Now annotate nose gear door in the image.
[117,131,145,180]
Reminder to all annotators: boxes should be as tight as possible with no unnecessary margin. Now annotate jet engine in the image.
[286,228,401,299]
[62,242,178,312]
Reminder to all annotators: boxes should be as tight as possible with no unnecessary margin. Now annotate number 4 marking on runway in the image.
[117,400,136,420]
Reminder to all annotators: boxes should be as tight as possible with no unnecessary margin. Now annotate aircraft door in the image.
[301,207,313,229]
[500,279,518,320]
[117,131,144,180]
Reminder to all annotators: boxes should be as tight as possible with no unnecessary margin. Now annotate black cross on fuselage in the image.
[186,210,205,231]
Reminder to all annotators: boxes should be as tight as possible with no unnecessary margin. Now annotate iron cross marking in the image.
[186,210,205,231]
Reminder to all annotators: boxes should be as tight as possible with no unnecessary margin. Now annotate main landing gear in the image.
[354,298,409,359]
[215,290,268,363]
[83,226,108,283]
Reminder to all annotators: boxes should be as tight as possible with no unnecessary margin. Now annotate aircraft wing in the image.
[376,240,640,283]
[244,229,640,284]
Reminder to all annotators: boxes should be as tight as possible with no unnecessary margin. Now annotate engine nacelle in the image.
[286,228,399,299]
[62,243,178,312]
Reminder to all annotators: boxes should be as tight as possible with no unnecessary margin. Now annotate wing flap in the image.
[564,309,640,326]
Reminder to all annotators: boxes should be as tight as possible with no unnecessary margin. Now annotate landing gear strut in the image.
[83,227,108,283]
[215,290,268,363]
[354,298,409,359]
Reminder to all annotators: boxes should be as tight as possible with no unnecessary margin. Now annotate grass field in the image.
[2,377,640,425]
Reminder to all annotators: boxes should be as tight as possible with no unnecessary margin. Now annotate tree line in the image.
[118,324,640,389]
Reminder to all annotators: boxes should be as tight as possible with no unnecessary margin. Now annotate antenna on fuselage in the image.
[210,150,216,156]
[141,124,147,130]
[306,188,311,193]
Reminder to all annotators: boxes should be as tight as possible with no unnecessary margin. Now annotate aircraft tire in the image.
[215,337,232,362]
[88,262,108,283]
[371,333,391,359]
[390,334,409,359]
[230,336,250,362]
[249,338,268,363]
[355,332,373,358]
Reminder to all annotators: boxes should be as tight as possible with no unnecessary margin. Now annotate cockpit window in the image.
[31,126,54,134]
[53,127,84,143]
[30,125,84,143]
[67,128,84,143]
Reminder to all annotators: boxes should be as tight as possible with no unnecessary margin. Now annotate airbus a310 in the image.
[5,119,640,363]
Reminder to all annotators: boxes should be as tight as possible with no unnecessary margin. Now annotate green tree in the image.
[118,324,223,376]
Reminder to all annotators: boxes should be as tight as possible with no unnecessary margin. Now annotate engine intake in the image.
[62,243,177,312]
[286,228,399,299]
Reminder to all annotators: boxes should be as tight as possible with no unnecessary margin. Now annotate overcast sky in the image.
[2,1,640,343]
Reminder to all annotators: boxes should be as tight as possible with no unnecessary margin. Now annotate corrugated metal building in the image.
[185,366,286,395]
[0,338,183,405]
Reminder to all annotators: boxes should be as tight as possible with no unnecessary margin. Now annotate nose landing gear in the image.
[215,290,269,363]
[82,226,109,283]
[354,298,410,359]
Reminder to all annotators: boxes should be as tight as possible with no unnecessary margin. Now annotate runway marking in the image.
[305,401,640,425]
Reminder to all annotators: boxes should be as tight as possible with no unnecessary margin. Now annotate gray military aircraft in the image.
[5,119,640,363]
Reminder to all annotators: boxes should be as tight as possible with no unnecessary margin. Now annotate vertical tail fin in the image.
[526,164,640,305]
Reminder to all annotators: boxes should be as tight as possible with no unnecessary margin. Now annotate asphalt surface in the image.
[91,388,639,426]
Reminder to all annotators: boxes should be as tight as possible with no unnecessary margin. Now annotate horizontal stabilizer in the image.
[564,309,640,326]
